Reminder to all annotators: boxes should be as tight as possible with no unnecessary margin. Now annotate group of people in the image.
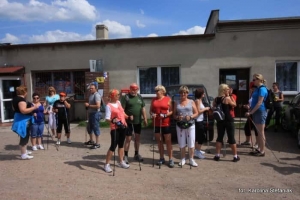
[12,73,280,170]
[12,86,72,159]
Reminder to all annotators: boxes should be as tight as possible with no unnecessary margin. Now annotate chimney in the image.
[96,25,109,40]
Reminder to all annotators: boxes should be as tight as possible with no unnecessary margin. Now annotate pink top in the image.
[107,101,127,130]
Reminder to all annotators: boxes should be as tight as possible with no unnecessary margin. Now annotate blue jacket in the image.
[11,113,32,138]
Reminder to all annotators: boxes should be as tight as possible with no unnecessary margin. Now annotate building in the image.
[1,10,300,122]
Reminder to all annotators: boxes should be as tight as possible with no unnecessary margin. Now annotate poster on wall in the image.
[239,80,247,90]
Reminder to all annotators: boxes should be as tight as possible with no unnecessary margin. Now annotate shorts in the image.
[154,126,171,135]
[126,123,142,136]
[31,123,44,138]
[252,109,267,124]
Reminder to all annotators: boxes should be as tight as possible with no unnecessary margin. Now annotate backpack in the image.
[93,93,106,113]
[258,85,273,109]
[213,97,225,121]
[124,93,143,103]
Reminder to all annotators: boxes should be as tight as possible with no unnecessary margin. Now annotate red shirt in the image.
[229,94,237,118]
[150,96,171,127]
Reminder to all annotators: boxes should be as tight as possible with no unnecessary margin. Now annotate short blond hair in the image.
[48,86,56,95]
[179,85,189,94]
[218,84,229,96]
[154,85,166,94]
[253,73,266,84]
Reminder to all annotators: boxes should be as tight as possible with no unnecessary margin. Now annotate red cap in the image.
[130,84,139,90]
[59,92,66,97]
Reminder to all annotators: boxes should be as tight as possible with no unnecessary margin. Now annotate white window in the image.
[276,62,299,94]
[138,66,180,96]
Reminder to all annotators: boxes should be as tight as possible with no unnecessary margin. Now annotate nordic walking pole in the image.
[159,114,162,169]
[238,104,242,145]
[132,123,141,171]
[85,107,88,144]
[188,130,191,170]
[248,117,254,151]
[152,114,155,167]
[113,127,117,176]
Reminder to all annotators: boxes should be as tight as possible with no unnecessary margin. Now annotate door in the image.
[0,78,21,122]
[219,68,250,118]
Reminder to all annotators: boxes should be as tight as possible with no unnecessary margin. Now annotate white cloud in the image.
[140,9,144,15]
[147,33,158,37]
[0,0,98,22]
[173,26,206,35]
[28,30,94,43]
[99,20,132,38]
[136,20,146,28]
[0,33,20,44]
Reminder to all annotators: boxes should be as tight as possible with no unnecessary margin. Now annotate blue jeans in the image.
[87,112,101,136]
[31,123,44,138]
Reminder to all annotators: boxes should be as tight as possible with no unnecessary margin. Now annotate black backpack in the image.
[213,97,225,121]
[258,85,273,109]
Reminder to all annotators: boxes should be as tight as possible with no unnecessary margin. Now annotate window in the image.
[276,62,298,93]
[138,66,180,96]
[33,71,86,100]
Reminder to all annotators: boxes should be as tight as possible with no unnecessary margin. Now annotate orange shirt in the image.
[151,96,171,127]
[229,94,237,118]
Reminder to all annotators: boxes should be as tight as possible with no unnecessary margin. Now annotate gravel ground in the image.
[0,124,299,200]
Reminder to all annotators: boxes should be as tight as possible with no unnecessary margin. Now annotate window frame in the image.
[137,65,181,97]
[275,61,299,95]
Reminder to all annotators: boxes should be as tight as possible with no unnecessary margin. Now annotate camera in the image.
[115,120,126,129]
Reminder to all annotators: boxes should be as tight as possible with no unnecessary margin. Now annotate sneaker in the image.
[90,144,100,149]
[118,161,130,169]
[200,150,205,155]
[189,158,198,167]
[233,156,240,162]
[213,155,220,161]
[67,138,72,144]
[169,160,175,168]
[254,152,265,157]
[195,151,205,159]
[134,154,144,162]
[156,158,165,165]
[249,149,260,155]
[21,154,34,160]
[84,140,95,145]
[26,150,32,155]
[38,145,44,150]
[124,155,129,164]
[241,141,251,145]
[253,144,258,149]
[56,140,60,145]
[178,158,186,166]
[32,146,38,151]
[104,164,112,173]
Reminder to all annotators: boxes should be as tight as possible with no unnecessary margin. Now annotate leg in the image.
[265,109,274,128]
[176,126,186,166]
[214,122,225,161]
[20,126,32,159]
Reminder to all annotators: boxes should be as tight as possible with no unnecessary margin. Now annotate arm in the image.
[18,101,38,115]
[64,100,71,109]
[278,92,284,102]
[249,96,264,115]
[196,99,210,115]
[186,101,199,121]
[167,99,173,117]
[142,107,148,126]
[226,96,236,107]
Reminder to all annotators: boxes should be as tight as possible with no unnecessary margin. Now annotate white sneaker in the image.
[190,158,198,167]
[32,146,38,151]
[21,154,34,160]
[38,145,44,150]
[195,151,205,159]
[67,138,72,144]
[200,150,206,154]
[26,150,32,155]
[104,164,112,173]
[118,161,130,169]
[178,158,186,166]
[253,144,258,149]
[56,140,60,145]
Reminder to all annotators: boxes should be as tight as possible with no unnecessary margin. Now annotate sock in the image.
[21,153,27,158]
[216,154,220,157]
[134,151,138,156]
[234,154,238,158]
[125,151,128,156]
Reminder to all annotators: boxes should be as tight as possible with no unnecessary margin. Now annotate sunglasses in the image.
[33,97,39,100]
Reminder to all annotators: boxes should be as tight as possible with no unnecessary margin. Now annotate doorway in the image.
[0,78,21,123]
[219,68,250,118]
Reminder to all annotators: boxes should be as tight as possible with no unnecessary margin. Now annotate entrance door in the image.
[219,68,250,118]
[0,78,21,122]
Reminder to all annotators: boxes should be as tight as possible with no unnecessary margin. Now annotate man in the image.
[121,83,148,164]
[53,92,71,145]
[84,83,101,149]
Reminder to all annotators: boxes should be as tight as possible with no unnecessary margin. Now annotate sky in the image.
[1,0,300,44]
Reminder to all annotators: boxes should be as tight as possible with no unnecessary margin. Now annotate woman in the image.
[44,86,59,137]
[194,88,210,159]
[149,85,174,168]
[245,74,268,157]
[265,82,284,132]
[11,86,39,160]
[104,89,130,173]
[213,84,239,162]
[241,81,258,147]
[30,93,45,150]
[173,86,199,167]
